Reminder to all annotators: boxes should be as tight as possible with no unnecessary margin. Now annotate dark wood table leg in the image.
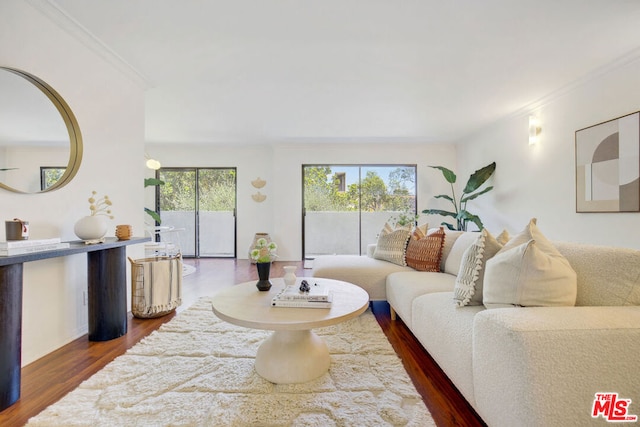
[87,246,127,341]
[0,263,23,411]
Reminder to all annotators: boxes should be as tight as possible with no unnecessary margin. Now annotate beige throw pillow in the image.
[496,229,510,245]
[453,229,503,307]
[411,223,429,240]
[483,219,577,309]
[373,223,411,266]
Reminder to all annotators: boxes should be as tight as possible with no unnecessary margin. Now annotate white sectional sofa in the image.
[312,228,640,427]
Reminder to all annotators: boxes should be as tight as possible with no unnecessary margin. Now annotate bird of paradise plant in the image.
[422,162,496,231]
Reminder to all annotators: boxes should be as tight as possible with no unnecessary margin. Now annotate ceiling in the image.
[40,0,640,145]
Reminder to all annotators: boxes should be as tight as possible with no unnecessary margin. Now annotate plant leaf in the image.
[462,162,496,194]
[461,186,493,203]
[429,166,456,184]
[144,178,165,188]
[422,208,457,219]
[433,194,454,203]
[458,210,483,230]
[144,207,162,224]
[440,222,456,231]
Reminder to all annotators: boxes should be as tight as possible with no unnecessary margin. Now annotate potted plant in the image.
[387,211,419,228]
[250,237,278,291]
[144,177,164,224]
[422,162,496,231]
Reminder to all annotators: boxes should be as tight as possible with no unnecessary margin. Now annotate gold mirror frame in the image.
[0,67,83,193]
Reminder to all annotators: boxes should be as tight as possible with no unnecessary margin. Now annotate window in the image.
[157,168,237,257]
[303,164,417,258]
[40,167,66,190]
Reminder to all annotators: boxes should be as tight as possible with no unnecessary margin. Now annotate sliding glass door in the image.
[303,164,416,259]
[157,168,236,257]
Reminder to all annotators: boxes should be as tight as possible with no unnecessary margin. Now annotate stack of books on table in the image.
[0,238,70,256]
[271,284,333,308]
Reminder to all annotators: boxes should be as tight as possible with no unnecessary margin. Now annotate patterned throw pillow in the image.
[373,223,412,266]
[453,229,503,307]
[405,227,445,272]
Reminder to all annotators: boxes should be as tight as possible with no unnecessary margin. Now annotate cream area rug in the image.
[27,297,434,427]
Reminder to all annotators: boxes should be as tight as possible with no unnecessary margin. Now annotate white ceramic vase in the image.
[283,265,297,287]
[74,215,108,240]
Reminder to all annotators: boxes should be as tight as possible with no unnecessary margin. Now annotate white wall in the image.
[0,1,146,365]
[456,56,640,249]
[1,146,69,192]
[147,142,457,260]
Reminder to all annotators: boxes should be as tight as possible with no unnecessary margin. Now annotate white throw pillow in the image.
[453,229,503,307]
[483,219,577,309]
[443,232,480,275]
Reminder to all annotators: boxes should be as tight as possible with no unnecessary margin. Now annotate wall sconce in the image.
[529,116,541,145]
[145,153,161,170]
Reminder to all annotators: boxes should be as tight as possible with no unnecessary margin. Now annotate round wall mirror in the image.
[0,67,83,193]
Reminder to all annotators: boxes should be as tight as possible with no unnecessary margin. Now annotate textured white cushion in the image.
[443,232,479,275]
[411,292,486,406]
[373,223,411,266]
[453,229,502,307]
[473,306,640,427]
[386,271,456,328]
[312,254,413,300]
[555,242,640,307]
[483,219,577,309]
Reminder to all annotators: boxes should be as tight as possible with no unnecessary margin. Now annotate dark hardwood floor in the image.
[0,259,485,427]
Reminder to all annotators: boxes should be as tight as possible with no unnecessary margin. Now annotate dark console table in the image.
[0,236,149,411]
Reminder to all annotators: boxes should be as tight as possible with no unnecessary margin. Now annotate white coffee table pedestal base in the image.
[255,329,329,384]
[212,278,369,385]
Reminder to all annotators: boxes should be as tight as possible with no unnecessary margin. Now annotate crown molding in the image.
[511,45,640,118]
[26,0,153,89]
[452,46,640,145]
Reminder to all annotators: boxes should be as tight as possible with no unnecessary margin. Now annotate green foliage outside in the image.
[158,169,236,212]
[42,167,65,190]
[303,166,415,213]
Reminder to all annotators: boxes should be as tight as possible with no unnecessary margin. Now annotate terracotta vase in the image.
[256,262,272,291]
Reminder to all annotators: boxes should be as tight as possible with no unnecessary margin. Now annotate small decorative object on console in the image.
[74,191,114,242]
[115,224,132,240]
[5,218,29,240]
[0,237,69,256]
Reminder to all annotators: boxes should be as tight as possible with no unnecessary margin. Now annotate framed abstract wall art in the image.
[575,111,640,212]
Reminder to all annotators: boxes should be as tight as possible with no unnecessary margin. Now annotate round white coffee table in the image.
[211,277,369,384]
